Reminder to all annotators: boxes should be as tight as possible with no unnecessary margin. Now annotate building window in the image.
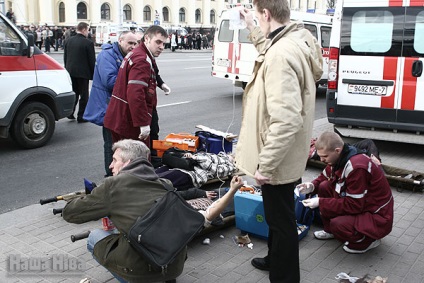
[210,9,216,24]
[162,7,169,22]
[59,2,65,22]
[143,6,151,21]
[195,9,201,24]
[123,4,131,21]
[101,3,110,20]
[179,8,186,23]
[77,2,87,19]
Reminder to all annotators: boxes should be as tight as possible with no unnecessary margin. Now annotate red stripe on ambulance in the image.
[381,57,397,109]
[234,44,242,75]
[410,0,424,5]
[0,54,63,72]
[227,42,234,73]
[400,58,418,110]
[388,0,403,6]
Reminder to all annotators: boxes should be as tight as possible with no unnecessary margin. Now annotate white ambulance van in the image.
[212,4,332,88]
[0,12,75,148]
[95,22,142,46]
[326,0,424,144]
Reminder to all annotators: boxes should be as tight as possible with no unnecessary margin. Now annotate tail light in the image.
[327,47,339,90]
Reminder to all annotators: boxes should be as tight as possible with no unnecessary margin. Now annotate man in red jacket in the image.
[298,131,394,254]
[104,26,167,147]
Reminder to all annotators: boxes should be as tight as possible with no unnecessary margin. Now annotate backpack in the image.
[294,193,316,240]
[126,180,205,271]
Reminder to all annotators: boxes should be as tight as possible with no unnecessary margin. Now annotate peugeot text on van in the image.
[0,12,75,148]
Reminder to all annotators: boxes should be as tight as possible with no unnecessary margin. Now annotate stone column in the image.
[153,0,162,25]
[91,0,101,25]
[14,0,28,25]
[188,0,195,27]
[171,0,179,26]
[202,0,211,28]
[38,0,54,26]
[134,0,144,25]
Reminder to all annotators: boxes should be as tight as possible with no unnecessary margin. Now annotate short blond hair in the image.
[315,132,344,151]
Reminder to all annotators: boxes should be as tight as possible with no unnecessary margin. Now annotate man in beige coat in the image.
[236,1,323,282]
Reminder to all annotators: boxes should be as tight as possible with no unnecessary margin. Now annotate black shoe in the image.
[251,257,270,271]
[77,118,88,123]
[67,115,76,120]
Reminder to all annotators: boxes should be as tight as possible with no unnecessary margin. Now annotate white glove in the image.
[302,197,319,209]
[161,83,171,95]
[296,182,315,195]
[139,125,150,140]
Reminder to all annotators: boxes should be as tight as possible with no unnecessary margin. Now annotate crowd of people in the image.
[167,31,213,51]
[26,0,396,282]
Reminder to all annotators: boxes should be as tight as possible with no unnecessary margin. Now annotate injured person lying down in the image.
[156,151,237,190]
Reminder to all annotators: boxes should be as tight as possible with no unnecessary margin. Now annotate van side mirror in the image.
[25,33,35,58]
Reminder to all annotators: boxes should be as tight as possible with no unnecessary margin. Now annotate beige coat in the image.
[235,23,323,185]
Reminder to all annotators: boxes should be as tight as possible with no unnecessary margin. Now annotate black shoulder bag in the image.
[162,147,197,171]
[127,180,205,271]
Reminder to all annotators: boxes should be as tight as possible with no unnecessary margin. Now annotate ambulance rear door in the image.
[329,2,424,133]
[212,9,258,88]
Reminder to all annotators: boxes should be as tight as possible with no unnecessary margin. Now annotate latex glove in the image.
[254,170,270,186]
[161,83,171,95]
[302,197,319,209]
[296,182,315,195]
[139,125,150,140]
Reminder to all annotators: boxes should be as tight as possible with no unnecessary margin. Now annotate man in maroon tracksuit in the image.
[104,26,167,148]
[298,131,393,254]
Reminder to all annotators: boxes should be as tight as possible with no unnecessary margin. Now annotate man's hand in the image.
[254,170,271,186]
[230,176,244,192]
[296,182,315,195]
[161,83,171,95]
[239,8,256,31]
[302,197,319,209]
[205,191,217,200]
[139,125,150,140]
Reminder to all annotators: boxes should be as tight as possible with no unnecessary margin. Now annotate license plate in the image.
[217,59,231,67]
[348,84,387,96]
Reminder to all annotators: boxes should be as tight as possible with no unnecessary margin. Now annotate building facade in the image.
[3,0,329,28]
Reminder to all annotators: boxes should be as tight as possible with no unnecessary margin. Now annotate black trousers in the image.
[150,109,159,155]
[70,77,89,120]
[262,182,300,283]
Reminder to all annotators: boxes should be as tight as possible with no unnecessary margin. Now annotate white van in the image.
[212,4,332,88]
[95,22,142,46]
[0,12,75,148]
[326,0,424,143]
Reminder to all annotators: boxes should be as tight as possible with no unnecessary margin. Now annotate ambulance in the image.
[326,0,424,144]
[211,4,332,89]
[95,22,142,46]
[0,12,75,148]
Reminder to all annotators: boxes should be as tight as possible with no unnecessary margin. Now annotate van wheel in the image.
[10,102,55,149]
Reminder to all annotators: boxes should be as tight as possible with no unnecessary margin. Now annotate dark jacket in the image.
[104,42,158,140]
[83,42,124,126]
[64,33,95,80]
[62,157,185,282]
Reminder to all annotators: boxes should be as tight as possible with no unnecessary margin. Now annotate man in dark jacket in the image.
[83,31,138,177]
[62,139,243,282]
[64,22,95,122]
[299,132,394,254]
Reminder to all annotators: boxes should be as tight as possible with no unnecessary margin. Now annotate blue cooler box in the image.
[234,192,269,239]
[234,192,310,240]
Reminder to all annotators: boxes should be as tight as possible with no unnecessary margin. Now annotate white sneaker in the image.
[313,230,335,240]
[79,278,91,283]
[343,239,381,254]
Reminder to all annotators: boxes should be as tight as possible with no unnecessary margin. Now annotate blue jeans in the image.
[87,229,128,283]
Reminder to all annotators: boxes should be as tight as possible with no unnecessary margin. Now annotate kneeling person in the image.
[298,132,394,254]
[62,139,243,282]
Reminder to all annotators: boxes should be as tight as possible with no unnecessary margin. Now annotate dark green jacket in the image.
[63,157,185,282]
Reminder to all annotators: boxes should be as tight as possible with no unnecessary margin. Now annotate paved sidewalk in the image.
[1,119,423,283]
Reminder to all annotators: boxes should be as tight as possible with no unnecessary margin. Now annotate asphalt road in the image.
[0,49,327,214]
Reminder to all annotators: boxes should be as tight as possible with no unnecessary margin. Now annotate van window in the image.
[351,10,393,53]
[218,20,233,42]
[239,27,251,44]
[414,11,424,54]
[304,24,317,39]
[0,17,22,56]
[321,26,331,48]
